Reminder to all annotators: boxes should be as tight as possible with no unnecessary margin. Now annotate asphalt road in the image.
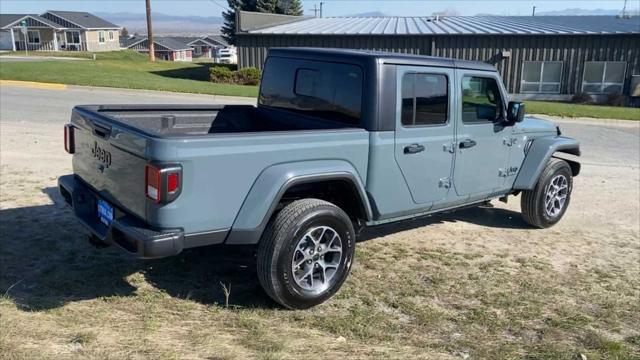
[0,84,255,123]
[1,83,637,168]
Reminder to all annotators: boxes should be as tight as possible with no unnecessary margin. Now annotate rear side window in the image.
[260,57,363,126]
[461,76,504,123]
[401,73,448,126]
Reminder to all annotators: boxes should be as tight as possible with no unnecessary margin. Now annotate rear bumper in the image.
[58,174,184,259]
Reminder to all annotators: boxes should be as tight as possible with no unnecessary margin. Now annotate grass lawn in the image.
[0,50,258,98]
[524,101,640,121]
[1,50,639,120]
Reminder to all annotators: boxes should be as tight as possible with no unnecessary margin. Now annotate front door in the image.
[394,66,456,205]
[453,71,512,199]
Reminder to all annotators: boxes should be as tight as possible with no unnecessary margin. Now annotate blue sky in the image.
[0,0,635,17]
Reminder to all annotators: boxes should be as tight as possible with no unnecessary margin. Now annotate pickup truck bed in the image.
[78,104,352,137]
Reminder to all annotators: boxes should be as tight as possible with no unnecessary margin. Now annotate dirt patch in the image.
[1,119,639,359]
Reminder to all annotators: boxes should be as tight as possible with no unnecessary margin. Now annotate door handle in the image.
[404,143,425,154]
[459,139,477,149]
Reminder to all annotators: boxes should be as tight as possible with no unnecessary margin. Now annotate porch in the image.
[10,28,89,52]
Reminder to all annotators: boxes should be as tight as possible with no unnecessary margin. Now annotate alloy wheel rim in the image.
[544,174,569,218]
[291,226,343,292]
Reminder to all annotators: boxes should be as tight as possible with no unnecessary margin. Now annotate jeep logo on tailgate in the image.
[91,141,112,168]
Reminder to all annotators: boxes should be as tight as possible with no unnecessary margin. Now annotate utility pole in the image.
[312,3,320,18]
[320,2,324,18]
[145,0,155,61]
[532,6,536,16]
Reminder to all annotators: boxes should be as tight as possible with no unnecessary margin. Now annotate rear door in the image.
[453,71,511,199]
[394,66,456,205]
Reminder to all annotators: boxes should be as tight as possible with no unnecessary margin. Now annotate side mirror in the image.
[506,101,525,124]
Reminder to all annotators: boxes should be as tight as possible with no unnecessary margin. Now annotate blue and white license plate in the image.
[97,199,114,226]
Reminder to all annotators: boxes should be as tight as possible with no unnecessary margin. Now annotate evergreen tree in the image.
[221,0,257,45]
[283,0,303,16]
[121,27,129,38]
[257,0,279,13]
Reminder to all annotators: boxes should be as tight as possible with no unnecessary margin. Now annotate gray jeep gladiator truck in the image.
[59,48,580,309]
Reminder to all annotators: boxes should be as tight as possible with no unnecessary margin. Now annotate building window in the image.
[109,31,114,41]
[582,61,627,94]
[521,61,562,93]
[462,76,504,123]
[401,73,448,126]
[65,31,80,44]
[98,31,105,43]
[27,30,40,44]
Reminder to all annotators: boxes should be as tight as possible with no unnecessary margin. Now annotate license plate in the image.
[97,199,114,226]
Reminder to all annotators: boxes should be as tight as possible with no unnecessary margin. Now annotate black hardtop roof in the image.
[268,47,496,72]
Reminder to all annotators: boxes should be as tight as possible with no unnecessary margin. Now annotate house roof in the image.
[0,14,27,28]
[44,10,120,29]
[155,37,192,51]
[125,36,192,51]
[243,15,640,35]
[203,35,228,46]
[120,36,142,48]
[188,35,228,47]
[0,14,62,29]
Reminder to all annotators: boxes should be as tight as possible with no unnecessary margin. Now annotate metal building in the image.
[235,11,640,99]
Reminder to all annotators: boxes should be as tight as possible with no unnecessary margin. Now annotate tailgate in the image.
[71,110,149,220]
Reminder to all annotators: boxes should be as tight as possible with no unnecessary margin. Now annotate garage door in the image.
[0,31,14,50]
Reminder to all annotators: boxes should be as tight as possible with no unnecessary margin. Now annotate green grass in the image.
[525,100,640,120]
[0,50,96,59]
[0,50,259,98]
[2,50,639,120]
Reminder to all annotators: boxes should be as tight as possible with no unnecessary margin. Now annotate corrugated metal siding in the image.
[237,34,640,94]
[239,35,434,68]
[246,16,640,35]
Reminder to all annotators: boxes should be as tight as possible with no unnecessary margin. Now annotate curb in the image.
[0,80,67,90]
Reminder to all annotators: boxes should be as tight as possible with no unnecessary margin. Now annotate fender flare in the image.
[225,160,372,245]
[513,136,581,190]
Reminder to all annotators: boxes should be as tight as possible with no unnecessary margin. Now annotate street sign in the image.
[20,20,28,55]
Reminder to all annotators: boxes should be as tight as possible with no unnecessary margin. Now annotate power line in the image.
[208,0,229,11]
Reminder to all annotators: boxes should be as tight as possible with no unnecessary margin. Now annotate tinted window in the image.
[401,73,448,126]
[582,61,626,94]
[260,57,363,126]
[521,61,562,93]
[462,76,503,123]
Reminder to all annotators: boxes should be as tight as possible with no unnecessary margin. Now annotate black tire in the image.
[257,199,356,309]
[521,158,573,229]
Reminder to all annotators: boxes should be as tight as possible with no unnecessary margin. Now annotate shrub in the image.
[606,93,626,107]
[235,67,262,85]
[209,66,234,83]
[571,92,593,104]
[209,66,261,85]
[213,63,238,71]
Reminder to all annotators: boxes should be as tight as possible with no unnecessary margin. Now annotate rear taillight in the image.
[145,164,182,204]
[64,124,75,154]
[167,172,179,193]
[145,165,161,202]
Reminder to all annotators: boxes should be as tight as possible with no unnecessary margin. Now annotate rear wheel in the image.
[521,158,573,228]
[257,199,355,309]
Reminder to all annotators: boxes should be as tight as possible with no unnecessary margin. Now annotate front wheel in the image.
[521,158,573,228]
[257,199,356,309]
